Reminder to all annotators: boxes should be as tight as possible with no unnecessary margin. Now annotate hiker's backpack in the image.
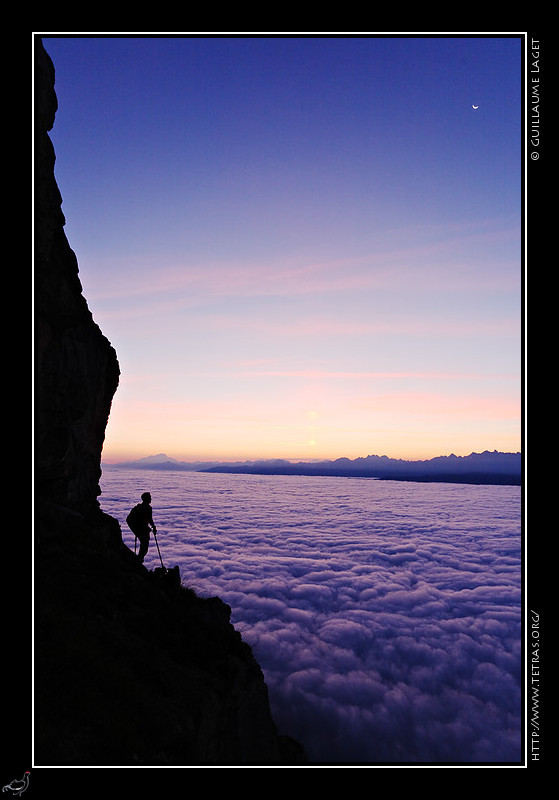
[126,504,143,532]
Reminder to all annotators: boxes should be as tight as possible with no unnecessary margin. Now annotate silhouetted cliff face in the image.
[34,38,120,516]
[34,38,305,766]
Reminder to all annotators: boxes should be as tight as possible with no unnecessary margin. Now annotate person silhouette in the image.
[126,492,157,563]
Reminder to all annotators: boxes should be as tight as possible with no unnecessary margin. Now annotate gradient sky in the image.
[41,34,524,463]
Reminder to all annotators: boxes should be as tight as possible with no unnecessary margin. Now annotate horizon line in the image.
[101,447,521,466]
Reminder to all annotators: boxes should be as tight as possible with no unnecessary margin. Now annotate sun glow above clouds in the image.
[103,364,520,463]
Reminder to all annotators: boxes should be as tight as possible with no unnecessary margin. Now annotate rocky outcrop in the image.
[33,37,306,766]
[34,37,120,516]
[34,513,302,765]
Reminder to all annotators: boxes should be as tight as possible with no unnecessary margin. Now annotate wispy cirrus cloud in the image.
[199,313,520,340]
[81,215,520,306]
[219,369,513,381]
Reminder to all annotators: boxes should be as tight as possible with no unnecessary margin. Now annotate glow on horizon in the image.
[42,36,523,466]
[94,222,521,465]
[100,373,520,464]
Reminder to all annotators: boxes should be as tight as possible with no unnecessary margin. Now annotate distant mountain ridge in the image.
[109,453,237,471]
[108,450,521,486]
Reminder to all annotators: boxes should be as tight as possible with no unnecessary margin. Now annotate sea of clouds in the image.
[99,468,522,765]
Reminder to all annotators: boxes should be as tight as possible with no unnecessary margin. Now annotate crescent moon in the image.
[472,104,479,109]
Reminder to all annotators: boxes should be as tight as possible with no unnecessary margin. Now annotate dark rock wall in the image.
[34,534,296,765]
[34,37,120,515]
[33,37,306,766]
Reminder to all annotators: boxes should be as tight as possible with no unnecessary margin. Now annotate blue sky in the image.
[41,34,524,462]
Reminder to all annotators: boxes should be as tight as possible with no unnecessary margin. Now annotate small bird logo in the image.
[2,772,30,797]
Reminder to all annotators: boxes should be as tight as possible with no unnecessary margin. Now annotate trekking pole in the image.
[153,528,165,570]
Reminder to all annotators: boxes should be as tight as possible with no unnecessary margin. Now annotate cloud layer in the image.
[100,468,522,764]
